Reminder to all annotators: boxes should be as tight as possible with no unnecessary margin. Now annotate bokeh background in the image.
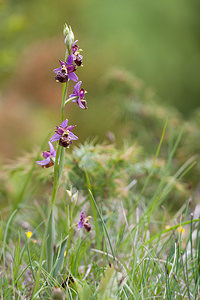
[0,0,200,159]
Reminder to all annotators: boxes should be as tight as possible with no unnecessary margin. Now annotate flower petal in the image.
[56,126,64,135]
[36,157,51,166]
[67,54,73,65]
[43,151,50,158]
[50,133,60,143]
[59,60,65,66]
[66,125,76,131]
[53,67,62,73]
[67,65,76,73]
[72,40,78,48]
[74,81,82,94]
[68,72,78,82]
[80,210,85,221]
[69,132,79,140]
[48,142,56,156]
[69,92,77,98]
[78,221,84,229]
[60,119,68,128]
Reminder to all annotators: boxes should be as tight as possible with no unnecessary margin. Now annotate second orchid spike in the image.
[63,24,74,52]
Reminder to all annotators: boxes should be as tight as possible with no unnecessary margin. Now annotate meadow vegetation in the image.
[0,2,200,299]
[0,68,200,298]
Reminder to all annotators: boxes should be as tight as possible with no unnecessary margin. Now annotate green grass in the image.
[0,129,199,299]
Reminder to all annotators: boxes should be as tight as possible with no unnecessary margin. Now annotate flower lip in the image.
[74,54,83,66]
[59,135,72,148]
[79,88,85,99]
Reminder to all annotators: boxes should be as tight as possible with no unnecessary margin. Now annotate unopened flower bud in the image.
[63,24,74,51]
[71,190,78,203]
[51,288,64,300]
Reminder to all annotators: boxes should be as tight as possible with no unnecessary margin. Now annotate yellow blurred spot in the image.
[64,250,66,257]
[177,226,185,234]
[165,225,170,230]
[26,231,32,239]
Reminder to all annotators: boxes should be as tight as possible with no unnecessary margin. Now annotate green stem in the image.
[65,96,78,106]
[51,145,61,206]
[61,82,68,122]
[46,47,71,275]
[51,80,69,207]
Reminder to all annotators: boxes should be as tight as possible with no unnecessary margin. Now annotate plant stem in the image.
[47,51,70,275]
[65,96,78,106]
[51,146,61,207]
[61,82,68,122]
[51,80,69,207]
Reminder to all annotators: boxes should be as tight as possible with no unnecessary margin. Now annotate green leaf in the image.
[76,282,92,300]
[98,265,119,300]
[53,236,68,278]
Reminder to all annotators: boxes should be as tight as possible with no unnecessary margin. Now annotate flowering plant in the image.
[36,24,90,275]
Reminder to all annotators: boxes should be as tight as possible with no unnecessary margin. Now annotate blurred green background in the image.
[0,0,200,159]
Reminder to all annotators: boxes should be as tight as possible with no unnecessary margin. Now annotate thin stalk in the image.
[50,71,69,207]
[47,57,69,275]
[61,82,68,122]
[65,96,78,106]
[51,145,61,207]
[58,81,69,184]
[51,45,69,206]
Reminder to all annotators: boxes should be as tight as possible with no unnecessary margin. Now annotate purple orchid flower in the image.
[78,210,85,229]
[78,210,91,232]
[53,60,78,83]
[50,119,78,148]
[69,81,87,109]
[36,142,56,168]
[67,40,83,67]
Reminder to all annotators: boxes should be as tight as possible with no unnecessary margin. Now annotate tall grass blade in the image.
[84,169,100,242]
[88,189,115,260]
[2,209,17,266]
[32,237,46,299]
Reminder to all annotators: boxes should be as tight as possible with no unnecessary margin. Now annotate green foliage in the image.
[0,131,200,298]
[0,62,200,297]
[1,0,200,114]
